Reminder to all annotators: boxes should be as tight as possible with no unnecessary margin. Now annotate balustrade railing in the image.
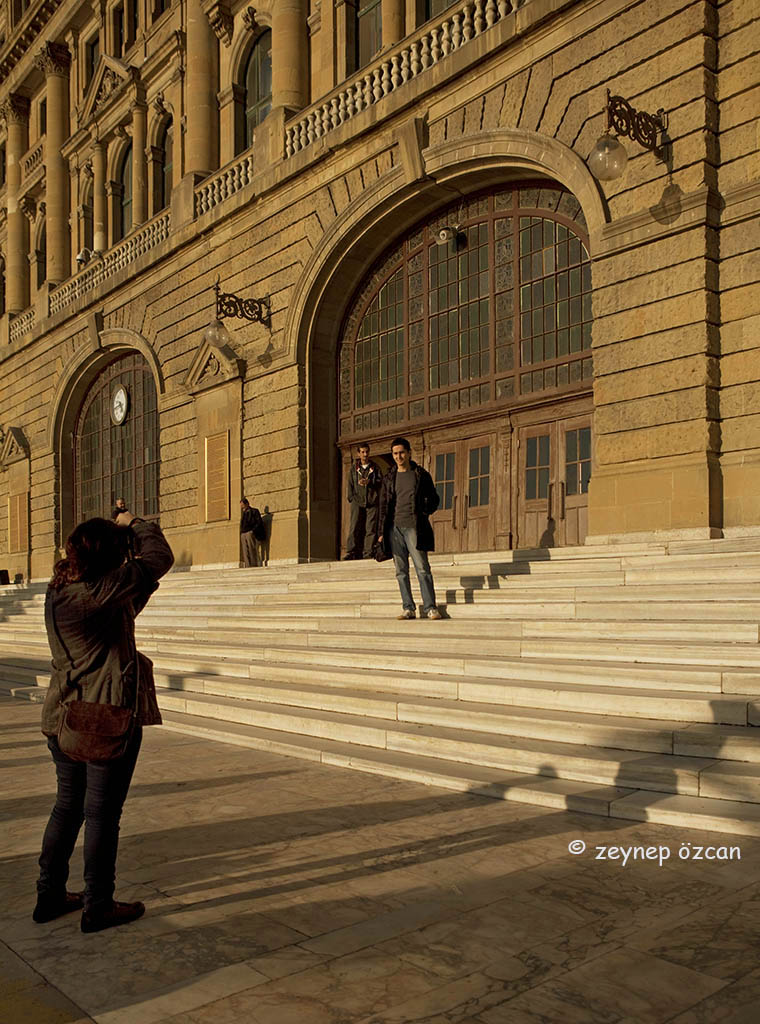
[285,0,526,157]
[49,211,171,318]
[9,308,35,344]
[194,150,256,218]
[22,138,45,180]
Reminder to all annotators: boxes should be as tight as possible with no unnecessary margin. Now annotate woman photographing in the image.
[34,510,173,933]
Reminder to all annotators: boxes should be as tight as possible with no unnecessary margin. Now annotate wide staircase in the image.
[2,538,760,836]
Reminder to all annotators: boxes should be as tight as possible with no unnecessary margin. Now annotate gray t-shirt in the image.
[394,471,416,528]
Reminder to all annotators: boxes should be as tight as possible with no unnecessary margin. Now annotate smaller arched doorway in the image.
[73,352,159,521]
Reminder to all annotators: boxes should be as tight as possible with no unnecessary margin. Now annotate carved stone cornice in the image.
[201,0,234,46]
[0,95,31,128]
[35,41,72,77]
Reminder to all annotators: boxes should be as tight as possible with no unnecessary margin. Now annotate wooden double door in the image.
[341,404,591,556]
[515,413,591,549]
[429,431,498,553]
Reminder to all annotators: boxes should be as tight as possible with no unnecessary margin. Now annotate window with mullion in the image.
[340,184,591,437]
[244,31,272,151]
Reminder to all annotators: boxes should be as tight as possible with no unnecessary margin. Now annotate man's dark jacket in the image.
[240,505,264,539]
[346,460,382,508]
[378,461,440,553]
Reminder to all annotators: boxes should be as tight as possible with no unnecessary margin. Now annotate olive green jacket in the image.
[41,520,174,736]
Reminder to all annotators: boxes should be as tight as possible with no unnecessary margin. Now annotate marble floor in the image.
[1,695,758,1024]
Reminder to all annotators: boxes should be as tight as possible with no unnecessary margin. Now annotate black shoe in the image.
[33,890,84,924]
[81,900,145,933]
[342,553,357,560]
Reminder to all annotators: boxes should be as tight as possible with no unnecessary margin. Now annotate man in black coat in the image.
[240,497,264,567]
[344,443,383,559]
[377,436,441,620]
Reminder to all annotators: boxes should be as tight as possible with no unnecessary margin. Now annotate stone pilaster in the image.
[36,43,72,286]
[272,0,308,111]
[92,139,107,252]
[130,101,148,225]
[186,0,219,176]
[0,95,31,314]
[381,0,404,49]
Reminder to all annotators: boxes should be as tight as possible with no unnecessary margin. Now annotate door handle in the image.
[546,482,552,520]
[560,482,566,520]
[452,495,457,529]
[463,494,469,528]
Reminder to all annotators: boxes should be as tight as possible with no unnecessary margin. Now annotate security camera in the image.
[436,226,455,245]
[75,248,92,267]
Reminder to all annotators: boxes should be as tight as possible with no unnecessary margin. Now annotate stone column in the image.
[272,0,308,111]
[36,43,72,286]
[381,0,404,48]
[130,101,148,225]
[186,0,218,175]
[217,83,245,164]
[92,139,107,252]
[0,94,31,314]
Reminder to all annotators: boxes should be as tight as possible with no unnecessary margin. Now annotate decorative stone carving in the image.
[0,427,30,468]
[19,196,37,222]
[184,327,244,395]
[202,0,234,46]
[0,94,30,127]
[35,42,72,77]
[95,69,121,109]
[242,6,259,32]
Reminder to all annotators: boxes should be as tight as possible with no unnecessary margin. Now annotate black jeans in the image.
[37,726,142,914]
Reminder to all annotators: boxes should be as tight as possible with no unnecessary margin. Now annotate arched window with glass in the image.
[240,30,272,153]
[74,353,159,522]
[339,184,592,437]
[117,144,132,241]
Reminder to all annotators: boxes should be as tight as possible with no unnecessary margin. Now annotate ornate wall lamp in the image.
[213,278,271,328]
[588,90,668,181]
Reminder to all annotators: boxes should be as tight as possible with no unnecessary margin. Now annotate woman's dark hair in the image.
[50,518,127,589]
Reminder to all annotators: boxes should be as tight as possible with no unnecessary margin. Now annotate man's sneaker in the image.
[397,609,415,619]
[426,608,442,620]
[33,891,84,924]
[81,900,145,934]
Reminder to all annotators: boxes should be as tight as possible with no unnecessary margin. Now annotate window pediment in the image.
[184,330,245,395]
[0,426,29,468]
[81,55,137,125]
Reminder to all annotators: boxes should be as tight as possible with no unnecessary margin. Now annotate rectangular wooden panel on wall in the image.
[8,492,29,553]
[205,432,230,523]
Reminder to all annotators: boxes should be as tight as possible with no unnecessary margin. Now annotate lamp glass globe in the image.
[588,134,628,181]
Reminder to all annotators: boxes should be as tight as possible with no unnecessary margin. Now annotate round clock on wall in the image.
[110,384,129,425]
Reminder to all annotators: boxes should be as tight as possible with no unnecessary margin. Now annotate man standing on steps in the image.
[378,437,442,620]
[240,497,264,567]
[344,443,383,560]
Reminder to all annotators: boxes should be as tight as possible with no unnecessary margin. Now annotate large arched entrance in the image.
[73,352,159,522]
[337,182,593,553]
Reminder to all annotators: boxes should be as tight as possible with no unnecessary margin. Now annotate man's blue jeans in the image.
[37,726,142,914]
[391,525,437,614]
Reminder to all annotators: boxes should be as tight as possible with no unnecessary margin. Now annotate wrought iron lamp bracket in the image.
[606,90,667,155]
[215,279,271,328]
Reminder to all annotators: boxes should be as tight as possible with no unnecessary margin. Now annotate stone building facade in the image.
[0,0,757,577]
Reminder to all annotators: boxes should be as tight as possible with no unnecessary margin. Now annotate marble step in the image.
[157,709,760,836]
[10,615,760,645]
[131,628,760,671]
[154,687,718,796]
[0,644,753,727]
[1,634,754,702]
